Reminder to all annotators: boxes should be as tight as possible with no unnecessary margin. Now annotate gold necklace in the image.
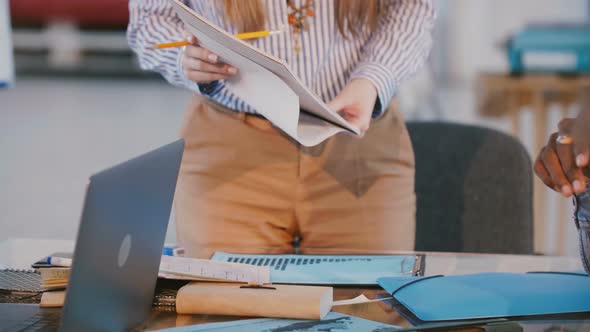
[287,0,315,55]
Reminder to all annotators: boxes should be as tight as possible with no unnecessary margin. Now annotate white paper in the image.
[332,294,393,307]
[171,0,359,146]
[156,313,398,332]
[211,252,418,285]
[0,0,14,88]
[159,256,271,284]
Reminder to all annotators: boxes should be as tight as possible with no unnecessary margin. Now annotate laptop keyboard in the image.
[5,310,61,332]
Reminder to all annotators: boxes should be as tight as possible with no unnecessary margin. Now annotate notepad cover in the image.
[378,272,590,321]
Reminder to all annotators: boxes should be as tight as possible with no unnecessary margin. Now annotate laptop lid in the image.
[60,139,184,332]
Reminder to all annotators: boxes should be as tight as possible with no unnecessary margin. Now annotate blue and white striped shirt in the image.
[127,0,435,116]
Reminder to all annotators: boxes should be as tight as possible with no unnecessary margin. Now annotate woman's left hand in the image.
[327,79,378,137]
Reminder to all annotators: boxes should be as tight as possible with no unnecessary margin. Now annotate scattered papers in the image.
[332,294,393,307]
[154,312,398,332]
[159,256,270,284]
[39,256,271,291]
[211,252,421,285]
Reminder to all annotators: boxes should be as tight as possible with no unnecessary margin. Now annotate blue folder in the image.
[377,272,590,322]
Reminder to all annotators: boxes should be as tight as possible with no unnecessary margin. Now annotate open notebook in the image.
[171,0,360,146]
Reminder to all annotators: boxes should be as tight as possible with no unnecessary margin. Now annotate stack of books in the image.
[37,268,70,308]
[39,268,69,291]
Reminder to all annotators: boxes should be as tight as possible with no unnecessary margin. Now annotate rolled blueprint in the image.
[176,282,333,319]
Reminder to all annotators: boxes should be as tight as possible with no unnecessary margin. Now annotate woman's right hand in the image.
[182,33,238,83]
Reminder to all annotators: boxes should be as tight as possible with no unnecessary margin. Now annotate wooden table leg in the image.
[533,93,548,254]
[509,93,520,136]
[557,104,573,255]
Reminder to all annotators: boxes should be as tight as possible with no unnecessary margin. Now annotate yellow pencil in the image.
[151,29,283,49]
[234,29,282,40]
[152,40,191,49]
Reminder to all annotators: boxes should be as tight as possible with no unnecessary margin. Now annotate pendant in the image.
[287,0,314,56]
[293,28,302,54]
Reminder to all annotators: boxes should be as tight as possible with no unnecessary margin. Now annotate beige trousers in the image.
[175,96,416,258]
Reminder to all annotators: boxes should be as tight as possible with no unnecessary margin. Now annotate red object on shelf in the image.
[10,0,129,28]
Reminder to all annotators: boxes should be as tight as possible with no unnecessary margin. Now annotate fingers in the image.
[184,45,221,64]
[537,114,590,196]
[573,111,590,168]
[326,98,344,114]
[181,32,238,83]
[183,71,230,83]
[337,106,370,137]
[576,145,590,168]
[182,34,235,71]
[342,116,367,136]
[542,133,574,197]
[328,99,367,135]
[182,55,235,75]
[555,136,587,194]
[183,32,197,45]
[558,117,589,192]
[534,152,554,189]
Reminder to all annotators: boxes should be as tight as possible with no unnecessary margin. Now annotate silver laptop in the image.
[0,139,184,332]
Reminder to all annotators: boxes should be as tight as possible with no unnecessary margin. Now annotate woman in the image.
[128,0,435,258]
[534,105,590,273]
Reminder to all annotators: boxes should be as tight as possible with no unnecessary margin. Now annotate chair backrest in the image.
[407,122,534,254]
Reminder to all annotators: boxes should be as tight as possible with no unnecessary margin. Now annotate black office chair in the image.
[407,122,534,254]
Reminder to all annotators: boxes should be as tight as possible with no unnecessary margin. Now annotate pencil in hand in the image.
[150,28,283,49]
[152,40,191,49]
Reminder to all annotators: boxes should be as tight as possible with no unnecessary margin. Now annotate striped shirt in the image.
[127,0,435,116]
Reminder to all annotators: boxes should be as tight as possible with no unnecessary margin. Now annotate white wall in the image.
[0,0,14,86]
[433,0,589,256]
[0,78,189,243]
[441,0,589,83]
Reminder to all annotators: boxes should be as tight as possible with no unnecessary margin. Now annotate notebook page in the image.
[171,0,360,145]
[186,30,301,141]
[159,256,271,284]
[211,253,418,285]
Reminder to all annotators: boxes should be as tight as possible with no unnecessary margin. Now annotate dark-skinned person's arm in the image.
[534,100,590,274]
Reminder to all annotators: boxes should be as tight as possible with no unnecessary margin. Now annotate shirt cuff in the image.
[350,62,397,118]
[574,182,590,227]
[574,183,590,275]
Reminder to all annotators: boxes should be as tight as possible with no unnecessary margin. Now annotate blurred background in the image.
[1,0,589,257]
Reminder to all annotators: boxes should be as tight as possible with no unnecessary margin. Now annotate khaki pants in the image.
[175,96,416,258]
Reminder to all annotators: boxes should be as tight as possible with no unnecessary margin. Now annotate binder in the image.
[377,272,590,322]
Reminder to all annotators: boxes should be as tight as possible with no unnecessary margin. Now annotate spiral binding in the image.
[153,288,178,308]
[0,269,43,304]
[0,268,42,293]
[1,268,181,310]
